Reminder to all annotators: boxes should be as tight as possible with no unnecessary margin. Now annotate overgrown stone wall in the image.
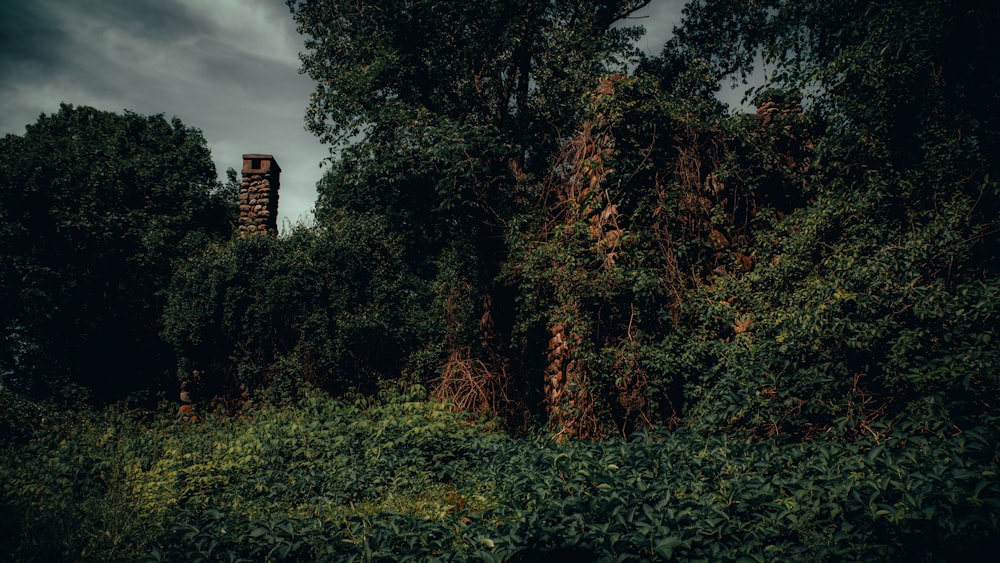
[239,154,280,236]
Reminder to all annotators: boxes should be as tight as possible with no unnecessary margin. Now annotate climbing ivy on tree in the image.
[651,0,1000,437]
[288,0,652,425]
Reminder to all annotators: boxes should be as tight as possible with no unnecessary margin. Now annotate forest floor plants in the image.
[1,384,998,562]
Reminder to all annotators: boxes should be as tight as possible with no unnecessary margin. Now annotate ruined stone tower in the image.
[239,154,280,236]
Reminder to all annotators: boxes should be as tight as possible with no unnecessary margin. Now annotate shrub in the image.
[163,215,427,400]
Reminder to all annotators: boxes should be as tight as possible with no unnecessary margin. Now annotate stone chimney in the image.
[239,154,280,236]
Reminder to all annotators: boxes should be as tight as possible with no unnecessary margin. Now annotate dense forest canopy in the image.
[2,0,999,559]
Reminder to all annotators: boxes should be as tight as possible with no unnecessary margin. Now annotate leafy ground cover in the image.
[2,385,998,562]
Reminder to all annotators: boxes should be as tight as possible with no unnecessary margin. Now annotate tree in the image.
[667,0,999,181]
[290,0,650,269]
[0,104,235,403]
[287,0,999,438]
[288,0,651,419]
[289,0,649,149]
[650,0,1000,437]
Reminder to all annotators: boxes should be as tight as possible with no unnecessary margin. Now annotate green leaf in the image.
[654,536,683,558]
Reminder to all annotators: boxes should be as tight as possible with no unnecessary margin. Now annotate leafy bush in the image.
[3,387,998,561]
[163,214,427,399]
[0,385,497,561]
[0,406,169,561]
[630,0,1000,439]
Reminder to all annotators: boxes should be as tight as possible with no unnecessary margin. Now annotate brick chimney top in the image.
[242,154,281,174]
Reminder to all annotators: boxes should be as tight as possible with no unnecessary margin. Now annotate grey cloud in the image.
[0,2,60,64]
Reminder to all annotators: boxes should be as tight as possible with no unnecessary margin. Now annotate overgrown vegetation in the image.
[0,105,235,405]
[2,387,998,562]
[2,0,999,559]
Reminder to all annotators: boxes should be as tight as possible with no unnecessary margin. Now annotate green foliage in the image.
[1,385,504,561]
[0,406,171,561]
[670,0,1000,185]
[294,0,650,252]
[5,1,1000,557]
[288,0,648,150]
[667,179,1000,437]
[291,1,655,412]
[2,390,998,561]
[503,68,783,435]
[288,0,995,440]
[646,0,1000,437]
[163,214,425,398]
[0,104,235,403]
[497,0,999,439]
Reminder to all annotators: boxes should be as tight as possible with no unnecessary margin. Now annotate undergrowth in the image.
[2,384,998,562]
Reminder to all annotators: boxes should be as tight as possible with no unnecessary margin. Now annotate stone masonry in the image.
[239,154,280,236]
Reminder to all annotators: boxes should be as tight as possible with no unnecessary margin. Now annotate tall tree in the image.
[0,104,235,403]
[288,0,650,411]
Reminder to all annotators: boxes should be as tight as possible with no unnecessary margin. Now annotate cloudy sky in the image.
[1,0,729,230]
